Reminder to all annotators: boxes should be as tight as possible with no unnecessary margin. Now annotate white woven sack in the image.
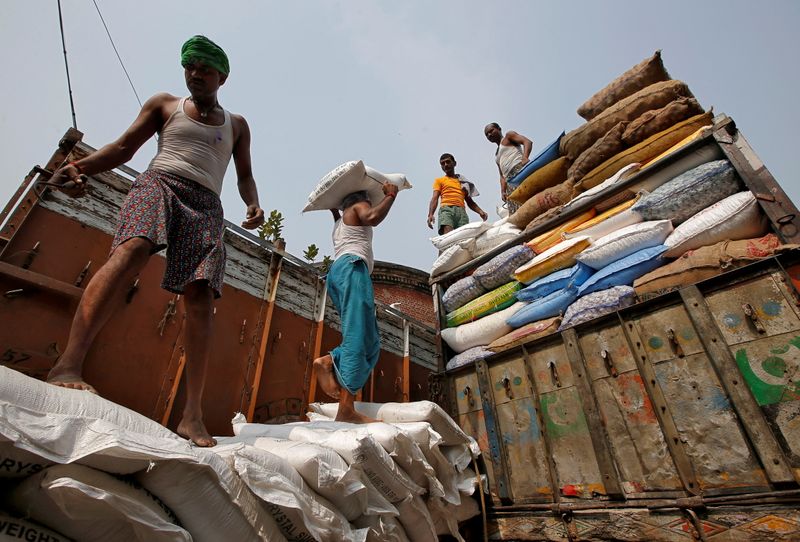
[214,443,367,542]
[0,440,52,478]
[442,444,474,473]
[7,463,190,542]
[354,514,410,542]
[136,449,286,542]
[396,495,439,542]
[563,209,644,243]
[564,163,641,212]
[632,134,723,194]
[664,191,769,258]
[430,496,480,540]
[440,302,526,353]
[473,222,522,257]
[430,221,491,250]
[430,239,475,277]
[0,512,71,542]
[308,401,479,451]
[231,415,424,504]
[577,219,673,270]
[304,161,411,212]
[220,435,392,521]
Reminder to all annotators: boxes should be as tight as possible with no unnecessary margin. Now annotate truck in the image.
[430,111,800,541]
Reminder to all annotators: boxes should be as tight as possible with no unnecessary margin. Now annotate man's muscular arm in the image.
[232,114,265,229]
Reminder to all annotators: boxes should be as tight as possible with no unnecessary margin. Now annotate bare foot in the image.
[313,355,341,400]
[47,370,98,394]
[335,408,379,424]
[177,418,217,447]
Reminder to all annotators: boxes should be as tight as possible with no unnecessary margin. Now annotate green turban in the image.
[180,35,230,75]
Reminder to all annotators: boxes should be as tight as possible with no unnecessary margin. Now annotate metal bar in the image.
[304,278,327,408]
[0,128,83,250]
[432,283,447,373]
[561,328,624,498]
[475,357,513,502]
[679,285,796,485]
[246,244,285,421]
[0,260,83,299]
[714,122,800,244]
[160,351,186,426]
[402,319,410,401]
[618,311,701,495]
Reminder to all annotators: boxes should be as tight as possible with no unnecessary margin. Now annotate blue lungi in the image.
[327,254,381,395]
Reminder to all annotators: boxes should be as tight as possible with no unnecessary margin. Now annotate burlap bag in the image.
[508,180,575,229]
[567,121,628,183]
[622,97,705,146]
[575,111,714,192]
[562,80,692,161]
[634,234,797,297]
[577,50,671,121]
[508,156,570,204]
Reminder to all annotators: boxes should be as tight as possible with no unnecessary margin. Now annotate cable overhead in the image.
[91,0,143,109]
[57,0,78,129]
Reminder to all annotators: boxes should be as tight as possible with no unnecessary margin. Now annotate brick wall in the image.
[373,284,435,326]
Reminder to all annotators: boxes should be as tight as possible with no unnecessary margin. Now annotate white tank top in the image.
[148,97,234,195]
[332,219,374,274]
[495,143,524,178]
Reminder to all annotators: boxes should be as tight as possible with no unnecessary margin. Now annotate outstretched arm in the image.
[50,92,169,196]
[507,131,533,161]
[427,190,440,229]
[232,115,265,230]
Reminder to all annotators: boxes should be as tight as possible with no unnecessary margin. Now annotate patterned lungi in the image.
[326,254,381,395]
[111,169,226,298]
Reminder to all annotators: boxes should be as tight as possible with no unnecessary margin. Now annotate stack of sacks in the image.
[430,221,491,277]
[472,218,522,258]
[439,246,536,355]
[247,401,484,541]
[0,366,287,542]
[304,160,412,212]
[506,263,594,329]
[561,50,716,196]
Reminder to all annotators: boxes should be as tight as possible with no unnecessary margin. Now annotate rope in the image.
[91,0,143,108]
[57,0,77,128]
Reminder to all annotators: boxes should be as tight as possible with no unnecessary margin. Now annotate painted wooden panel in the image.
[705,273,800,346]
[654,352,769,492]
[731,331,800,467]
[453,371,481,415]
[496,397,553,501]
[488,355,530,406]
[579,322,638,381]
[631,304,704,363]
[527,340,575,394]
[539,386,605,498]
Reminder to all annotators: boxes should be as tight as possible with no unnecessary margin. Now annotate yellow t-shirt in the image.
[433,176,466,207]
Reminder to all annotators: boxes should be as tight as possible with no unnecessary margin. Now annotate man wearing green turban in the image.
[46,35,264,448]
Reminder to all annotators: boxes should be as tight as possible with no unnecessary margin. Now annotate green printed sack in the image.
[446,281,521,328]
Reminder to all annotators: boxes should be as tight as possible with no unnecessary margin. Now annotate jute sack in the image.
[508,180,575,229]
[488,316,562,353]
[7,463,190,542]
[622,97,705,146]
[577,50,670,121]
[0,512,71,542]
[508,156,570,204]
[567,121,628,183]
[562,80,693,161]
[576,111,713,192]
[634,234,797,296]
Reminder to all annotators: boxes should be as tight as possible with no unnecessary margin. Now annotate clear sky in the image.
[2,1,798,272]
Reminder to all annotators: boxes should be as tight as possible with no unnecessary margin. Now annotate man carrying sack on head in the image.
[46,35,265,447]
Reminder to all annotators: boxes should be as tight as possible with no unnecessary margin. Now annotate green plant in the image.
[320,255,334,274]
[258,210,284,243]
[304,243,320,263]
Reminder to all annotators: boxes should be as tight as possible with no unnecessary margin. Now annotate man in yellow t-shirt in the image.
[427,153,488,235]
